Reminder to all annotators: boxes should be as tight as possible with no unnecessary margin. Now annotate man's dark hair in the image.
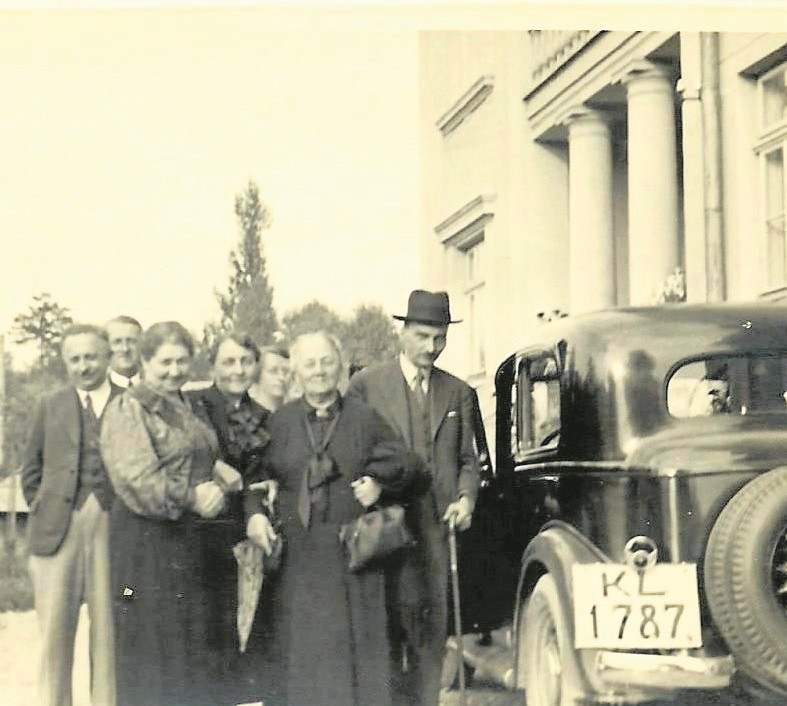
[61,323,109,350]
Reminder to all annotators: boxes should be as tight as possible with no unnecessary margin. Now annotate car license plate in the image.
[572,563,702,649]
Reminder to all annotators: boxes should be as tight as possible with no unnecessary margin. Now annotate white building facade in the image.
[419,30,787,433]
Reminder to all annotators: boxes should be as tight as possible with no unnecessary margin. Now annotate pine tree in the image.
[214,180,278,345]
[11,293,73,369]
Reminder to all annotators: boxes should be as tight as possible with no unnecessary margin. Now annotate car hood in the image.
[624,415,787,475]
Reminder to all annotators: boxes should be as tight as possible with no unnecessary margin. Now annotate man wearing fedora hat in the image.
[347,289,480,706]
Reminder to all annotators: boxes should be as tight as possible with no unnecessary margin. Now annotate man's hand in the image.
[442,496,473,531]
[192,481,226,519]
[248,479,279,507]
[351,475,382,508]
[247,512,278,555]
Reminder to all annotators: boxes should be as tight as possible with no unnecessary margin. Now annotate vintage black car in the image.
[458,304,787,705]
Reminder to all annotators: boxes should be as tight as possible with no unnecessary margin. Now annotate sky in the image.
[0,8,421,365]
[3,2,786,368]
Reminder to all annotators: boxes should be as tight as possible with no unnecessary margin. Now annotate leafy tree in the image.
[343,303,399,371]
[2,358,64,475]
[11,293,73,369]
[281,300,345,344]
[214,180,278,345]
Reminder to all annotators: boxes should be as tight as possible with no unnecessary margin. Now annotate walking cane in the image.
[448,516,467,706]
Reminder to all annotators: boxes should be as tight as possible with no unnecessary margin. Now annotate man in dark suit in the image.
[21,324,122,706]
[346,290,480,706]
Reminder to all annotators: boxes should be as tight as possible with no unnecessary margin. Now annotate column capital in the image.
[676,77,701,101]
[616,59,675,88]
[561,104,615,129]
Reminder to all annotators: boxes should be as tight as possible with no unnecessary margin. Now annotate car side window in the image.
[513,353,561,460]
[668,354,787,418]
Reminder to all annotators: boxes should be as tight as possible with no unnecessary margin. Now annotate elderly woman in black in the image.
[250,330,422,706]
[187,331,277,704]
[100,322,231,706]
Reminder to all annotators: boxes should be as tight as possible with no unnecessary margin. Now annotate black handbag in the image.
[338,504,414,573]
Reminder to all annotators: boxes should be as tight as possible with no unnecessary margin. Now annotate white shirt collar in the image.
[109,369,141,388]
[76,379,112,418]
[399,353,431,391]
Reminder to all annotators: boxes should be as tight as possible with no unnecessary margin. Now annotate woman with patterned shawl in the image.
[100,321,234,706]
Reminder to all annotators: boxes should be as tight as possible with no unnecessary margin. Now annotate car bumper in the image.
[596,650,735,691]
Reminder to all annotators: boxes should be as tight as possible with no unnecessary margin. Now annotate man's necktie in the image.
[413,370,427,409]
[84,394,98,423]
[127,378,134,388]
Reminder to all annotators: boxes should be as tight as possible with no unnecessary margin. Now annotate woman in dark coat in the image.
[251,331,421,706]
[100,321,231,706]
[187,332,274,704]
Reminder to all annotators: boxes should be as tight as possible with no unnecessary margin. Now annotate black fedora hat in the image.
[393,290,462,326]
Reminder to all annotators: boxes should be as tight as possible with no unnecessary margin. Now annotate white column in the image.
[565,106,616,313]
[522,140,570,324]
[622,61,680,304]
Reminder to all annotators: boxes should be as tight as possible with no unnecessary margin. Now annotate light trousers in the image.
[29,494,116,706]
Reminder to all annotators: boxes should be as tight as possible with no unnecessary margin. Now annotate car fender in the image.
[512,521,609,692]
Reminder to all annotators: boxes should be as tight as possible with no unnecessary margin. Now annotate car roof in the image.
[512,304,787,362]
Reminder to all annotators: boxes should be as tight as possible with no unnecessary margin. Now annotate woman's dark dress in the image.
[262,395,417,706]
[100,384,221,706]
[188,384,272,704]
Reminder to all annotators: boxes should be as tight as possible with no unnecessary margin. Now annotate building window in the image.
[765,147,786,286]
[762,64,787,130]
[757,63,787,289]
[463,239,485,374]
[433,193,495,376]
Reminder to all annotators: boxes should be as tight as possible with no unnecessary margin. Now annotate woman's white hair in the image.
[289,330,343,366]
[288,330,350,393]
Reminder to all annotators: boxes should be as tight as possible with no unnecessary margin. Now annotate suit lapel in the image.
[378,364,412,448]
[65,388,81,447]
[429,368,452,441]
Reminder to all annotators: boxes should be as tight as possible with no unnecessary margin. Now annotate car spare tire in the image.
[705,465,787,696]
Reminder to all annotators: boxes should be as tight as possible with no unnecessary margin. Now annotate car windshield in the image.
[668,353,787,418]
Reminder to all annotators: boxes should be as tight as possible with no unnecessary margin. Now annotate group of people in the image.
[20,289,482,706]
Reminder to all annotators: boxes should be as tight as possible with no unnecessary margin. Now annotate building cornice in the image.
[436,75,495,137]
[525,31,675,141]
[434,193,496,249]
[529,30,605,91]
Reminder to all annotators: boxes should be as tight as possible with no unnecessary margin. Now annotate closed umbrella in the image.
[232,535,283,653]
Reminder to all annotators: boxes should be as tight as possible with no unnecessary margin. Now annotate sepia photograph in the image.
[3,1,787,705]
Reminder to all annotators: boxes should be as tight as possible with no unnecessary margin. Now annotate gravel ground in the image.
[0,607,91,706]
[0,612,760,706]
[0,610,522,706]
